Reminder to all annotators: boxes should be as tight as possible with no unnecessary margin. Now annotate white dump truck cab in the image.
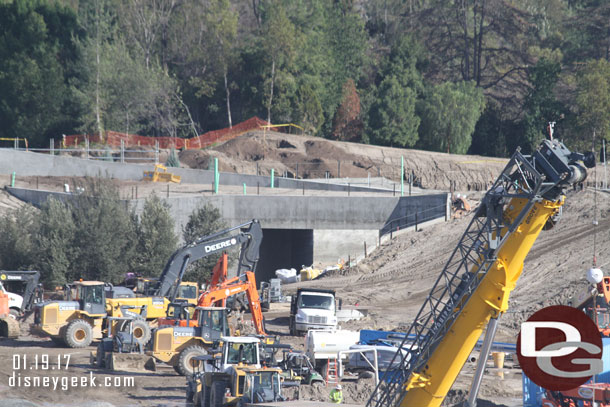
[0,282,23,316]
[289,288,338,336]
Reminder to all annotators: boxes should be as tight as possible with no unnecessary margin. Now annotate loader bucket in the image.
[0,316,19,338]
[108,353,156,372]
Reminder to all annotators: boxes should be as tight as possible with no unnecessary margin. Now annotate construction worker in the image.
[330,384,343,404]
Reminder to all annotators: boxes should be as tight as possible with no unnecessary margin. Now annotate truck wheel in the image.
[63,319,93,348]
[128,320,151,346]
[9,309,20,319]
[210,380,228,407]
[176,345,206,376]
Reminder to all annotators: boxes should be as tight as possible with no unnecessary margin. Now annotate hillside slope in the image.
[179,130,507,191]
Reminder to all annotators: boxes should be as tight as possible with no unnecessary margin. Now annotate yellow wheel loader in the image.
[186,336,285,406]
[150,306,230,376]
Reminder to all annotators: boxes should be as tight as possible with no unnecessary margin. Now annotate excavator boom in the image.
[367,139,593,407]
[154,219,262,302]
[198,271,266,335]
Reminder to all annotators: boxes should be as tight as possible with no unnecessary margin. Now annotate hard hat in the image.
[335,384,342,390]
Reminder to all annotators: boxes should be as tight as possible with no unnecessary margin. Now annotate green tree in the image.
[368,75,419,147]
[574,59,610,146]
[517,58,564,154]
[70,178,137,283]
[260,1,298,125]
[418,81,486,154]
[367,35,424,147]
[34,198,77,286]
[134,195,178,277]
[182,203,226,283]
[166,147,180,167]
[0,0,84,146]
[0,206,38,270]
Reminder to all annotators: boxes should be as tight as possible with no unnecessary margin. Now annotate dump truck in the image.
[365,138,594,407]
[289,288,338,336]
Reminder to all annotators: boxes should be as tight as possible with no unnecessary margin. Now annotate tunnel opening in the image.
[255,228,313,285]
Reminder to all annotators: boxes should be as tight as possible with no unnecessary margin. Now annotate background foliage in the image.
[1,0,609,155]
[0,179,223,286]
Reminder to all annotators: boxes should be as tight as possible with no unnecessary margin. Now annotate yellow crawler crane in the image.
[367,139,595,407]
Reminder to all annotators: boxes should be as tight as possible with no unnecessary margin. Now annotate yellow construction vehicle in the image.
[150,306,230,375]
[35,220,263,348]
[366,139,595,407]
[186,336,285,406]
[143,164,181,183]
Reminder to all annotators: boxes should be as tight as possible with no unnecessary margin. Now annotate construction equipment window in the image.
[178,285,197,299]
[298,294,334,310]
[84,286,104,305]
[227,343,257,365]
[200,310,228,335]
[251,372,280,402]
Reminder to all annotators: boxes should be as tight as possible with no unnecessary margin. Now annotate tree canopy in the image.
[1,0,609,155]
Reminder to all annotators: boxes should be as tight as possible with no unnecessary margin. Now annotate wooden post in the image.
[364,241,367,258]
[135,186,138,199]
[257,182,260,195]
[415,211,418,232]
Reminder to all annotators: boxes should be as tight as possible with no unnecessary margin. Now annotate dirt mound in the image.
[178,130,507,190]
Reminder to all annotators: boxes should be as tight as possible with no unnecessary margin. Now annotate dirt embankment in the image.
[178,131,507,191]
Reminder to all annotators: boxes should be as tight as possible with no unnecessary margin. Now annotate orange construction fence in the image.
[63,117,275,149]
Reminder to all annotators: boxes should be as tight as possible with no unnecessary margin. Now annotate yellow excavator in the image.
[34,219,263,348]
[366,138,595,407]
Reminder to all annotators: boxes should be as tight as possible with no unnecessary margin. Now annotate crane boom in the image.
[367,140,593,407]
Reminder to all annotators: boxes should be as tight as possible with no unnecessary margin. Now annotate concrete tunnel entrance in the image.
[255,228,314,285]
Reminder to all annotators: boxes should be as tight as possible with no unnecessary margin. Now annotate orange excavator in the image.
[158,254,266,335]
[157,225,267,335]
[0,291,19,337]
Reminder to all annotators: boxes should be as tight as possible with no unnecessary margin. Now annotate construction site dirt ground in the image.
[1,132,609,406]
[3,187,608,407]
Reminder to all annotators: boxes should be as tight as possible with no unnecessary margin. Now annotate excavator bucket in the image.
[90,350,156,373]
[0,316,19,338]
[108,353,156,372]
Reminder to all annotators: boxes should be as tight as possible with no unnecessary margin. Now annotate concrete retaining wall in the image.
[0,149,395,194]
[6,187,449,271]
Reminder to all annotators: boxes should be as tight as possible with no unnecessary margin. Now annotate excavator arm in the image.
[198,271,266,335]
[367,139,594,407]
[154,219,262,302]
